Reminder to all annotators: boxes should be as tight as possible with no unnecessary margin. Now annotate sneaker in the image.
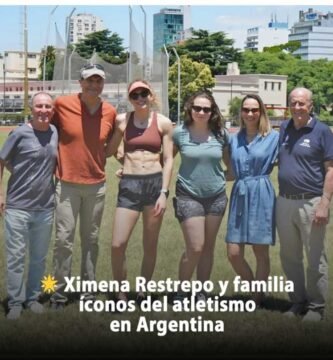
[284,303,307,318]
[302,309,323,322]
[7,306,23,320]
[115,292,128,303]
[136,293,146,306]
[50,302,65,311]
[195,291,207,303]
[81,292,96,302]
[27,301,45,314]
[173,292,188,305]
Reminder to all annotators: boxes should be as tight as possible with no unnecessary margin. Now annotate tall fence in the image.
[51,7,169,117]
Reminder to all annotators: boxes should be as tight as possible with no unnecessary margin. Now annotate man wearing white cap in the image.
[50,64,116,309]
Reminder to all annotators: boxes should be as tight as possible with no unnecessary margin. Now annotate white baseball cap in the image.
[80,64,106,79]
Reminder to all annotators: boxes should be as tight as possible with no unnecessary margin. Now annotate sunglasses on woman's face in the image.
[192,105,212,114]
[81,64,105,71]
[129,89,150,100]
[241,107,260,114]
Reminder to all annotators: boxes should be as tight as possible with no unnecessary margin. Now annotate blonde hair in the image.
[239,94,271,136]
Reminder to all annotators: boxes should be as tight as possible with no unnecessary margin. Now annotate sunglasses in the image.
[241,107,260,114]
[81,64,105,71]
[129,89,150,100]
[192,105,212,114]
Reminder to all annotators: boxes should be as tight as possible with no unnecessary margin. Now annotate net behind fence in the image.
[51,8,169,116]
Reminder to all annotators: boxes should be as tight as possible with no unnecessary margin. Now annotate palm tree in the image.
[39,45,56,81]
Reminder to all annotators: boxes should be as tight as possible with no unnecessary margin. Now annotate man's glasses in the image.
[192,105,212,114]
[241,107,260,114]
[129,89,150,100]
[81,64,105,71]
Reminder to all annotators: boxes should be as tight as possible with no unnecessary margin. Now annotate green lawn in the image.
[0,128,332,358]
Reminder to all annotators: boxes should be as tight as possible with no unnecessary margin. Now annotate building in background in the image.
[245,16,289,52]
[289,8,333,60]
[212,63,287,117]
[68,13,105,45]
[153,7,185,54]
[0,51,41,82]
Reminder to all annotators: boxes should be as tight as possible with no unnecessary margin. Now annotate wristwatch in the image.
[160,189,170,198]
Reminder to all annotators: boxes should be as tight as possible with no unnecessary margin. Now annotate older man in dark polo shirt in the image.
[277,87,333,321]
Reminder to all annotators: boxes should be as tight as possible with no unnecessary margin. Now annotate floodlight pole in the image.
[139,6,147,79]
[43,6,58,89]
[68,45,76,93]
[61,7,76,94]
[172,47,181,125]
[163,45,170,118]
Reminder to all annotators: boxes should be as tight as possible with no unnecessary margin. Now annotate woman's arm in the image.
[105,114,125,158]
[222,146,235,181]
[160,115,174,191]
[154,115,174,216]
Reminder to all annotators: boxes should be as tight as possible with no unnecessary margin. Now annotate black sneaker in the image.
[195,291,207,303]
[173,292,188,305]
[136,293,146,306]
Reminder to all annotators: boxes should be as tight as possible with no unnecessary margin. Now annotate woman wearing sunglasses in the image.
[172,90,230,302]
[225,94,279,308]
[106,79,173,304]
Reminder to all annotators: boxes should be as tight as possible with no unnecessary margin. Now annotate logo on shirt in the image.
[299,138,311,148]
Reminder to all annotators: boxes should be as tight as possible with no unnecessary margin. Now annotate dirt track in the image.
[0,126,17,133]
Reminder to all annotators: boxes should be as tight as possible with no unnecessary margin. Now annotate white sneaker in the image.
[7,306,22,320]
[284,303,306,318]
[28,301,45,314]
[302,309,323,322]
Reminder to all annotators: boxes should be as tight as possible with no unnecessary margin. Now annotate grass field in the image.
[0,127,332,358]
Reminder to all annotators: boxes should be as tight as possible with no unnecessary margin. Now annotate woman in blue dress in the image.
[226,94,279,307]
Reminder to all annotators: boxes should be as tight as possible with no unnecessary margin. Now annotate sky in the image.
[0,3,333,55]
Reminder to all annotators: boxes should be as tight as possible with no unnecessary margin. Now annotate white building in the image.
[0,51,41,82]
[289,8,333,61]
[69,13,105,45]
[213,64,287,116]
[245,18,289,52]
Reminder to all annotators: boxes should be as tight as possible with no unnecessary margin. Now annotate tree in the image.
[39,45,56,81]
[75,29,127,64]
[228,97,242,122]
[240,50,333,119]
[168,55,215,122]
[167,29,242,75]
[263,40,301,54]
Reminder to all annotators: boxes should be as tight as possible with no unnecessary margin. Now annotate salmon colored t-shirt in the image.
[52,94,116,184]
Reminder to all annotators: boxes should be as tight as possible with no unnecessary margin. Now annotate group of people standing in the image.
[0,64,332,323]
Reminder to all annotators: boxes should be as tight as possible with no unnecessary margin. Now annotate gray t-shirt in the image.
[0,123,58,210]
[173,125,229,198]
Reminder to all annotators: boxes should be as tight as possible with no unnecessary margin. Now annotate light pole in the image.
[62,7,76,94]
[139,6,147,79]
[43,6,58,89]
[172,47,181,125]
[3,63,6,120]
[68,45,76,94]
[163,45,170,118]
[128,6,132,84]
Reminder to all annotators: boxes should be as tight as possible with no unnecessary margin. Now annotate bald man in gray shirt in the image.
[0,92,58,320]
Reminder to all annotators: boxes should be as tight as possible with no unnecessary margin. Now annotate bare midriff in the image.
[123,151,162,175]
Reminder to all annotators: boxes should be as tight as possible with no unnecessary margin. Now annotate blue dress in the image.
[226,129,279,245]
